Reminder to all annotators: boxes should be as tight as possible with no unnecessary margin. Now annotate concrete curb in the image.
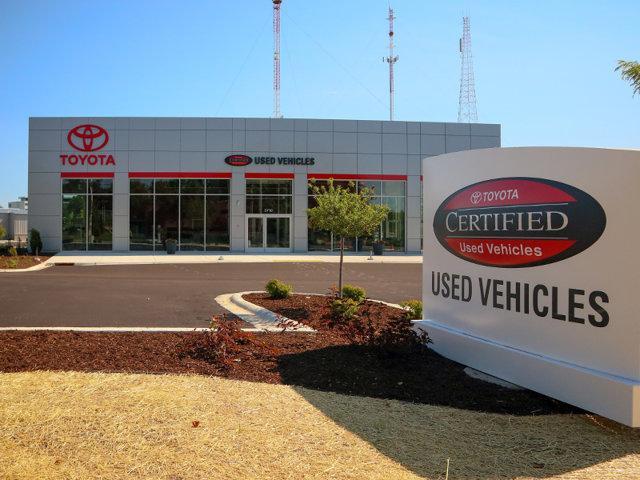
[42,253,423,267]
[0,262,52,274]
[215,292,315,332]
[226,291,316,332]
[0,326,266,333]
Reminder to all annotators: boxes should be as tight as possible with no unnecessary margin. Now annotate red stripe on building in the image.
[61,172,114,178]
[128,172,232,178]
[307,173,407,181]
[245,172,295,179]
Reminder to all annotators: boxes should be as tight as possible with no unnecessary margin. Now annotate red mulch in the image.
[0,293,579,416]
[243,292,406,335]
[0,255,49,269]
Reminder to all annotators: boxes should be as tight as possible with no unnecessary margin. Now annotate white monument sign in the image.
[415,147,640,427]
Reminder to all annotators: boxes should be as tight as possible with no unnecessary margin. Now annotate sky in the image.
[0,0,637,207]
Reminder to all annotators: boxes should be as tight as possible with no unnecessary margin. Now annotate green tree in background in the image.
[308,179,389,297]
[616,60,640,96]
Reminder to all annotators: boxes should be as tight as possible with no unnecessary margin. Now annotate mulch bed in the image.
[0,255,49,269]
[244,292,406,333]
[0,293,579,416]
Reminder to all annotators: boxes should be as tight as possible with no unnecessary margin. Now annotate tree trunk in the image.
[338,236,344,297]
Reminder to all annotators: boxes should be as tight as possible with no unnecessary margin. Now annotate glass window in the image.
[181,179,204,194]
[246,196,261,214]
[130,179,153,194]
[261,196,278,214]
[382,181,406,196]
[278,196,292,214]
[130,196,154,250]
[88,195,113,250]
[180,195,204,251]
[246,180,261,195]
[206,179,229,194]
[245,179,292,215]
[206,196,230,251]
[155,195,179,249]
[89,179,113,194]
[358,181,380,194]
[62,179,86,194]
[62,194,86,250]
[382,196,405,251]
[155,179,179,194]
[261,180,279,195]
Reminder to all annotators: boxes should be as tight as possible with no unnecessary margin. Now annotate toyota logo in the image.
[67,124,109,152]
[224,154,252,167]
[470,191,482,204]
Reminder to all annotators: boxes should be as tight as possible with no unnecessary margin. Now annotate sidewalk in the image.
[45,251,423,266]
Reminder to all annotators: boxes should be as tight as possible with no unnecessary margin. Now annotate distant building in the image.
[0,208,28,242]
[8,196,28,210]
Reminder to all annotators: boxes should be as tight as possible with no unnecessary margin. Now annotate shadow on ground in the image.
[278,345,640,479]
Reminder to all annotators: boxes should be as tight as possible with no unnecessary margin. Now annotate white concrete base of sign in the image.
[414,319,640,427]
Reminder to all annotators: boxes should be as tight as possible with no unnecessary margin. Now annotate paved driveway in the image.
[0,263,421,327]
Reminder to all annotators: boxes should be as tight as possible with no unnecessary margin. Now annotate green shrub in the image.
[0,225,5,240]
[341,284,366,303]
[29,229,43,255]
[7,258,18,269]
[8,246,17,257]
[400,300,423,320]
[331,298,360,320]
[265,279,292,299]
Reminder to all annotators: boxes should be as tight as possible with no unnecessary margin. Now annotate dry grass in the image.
[0,371,639,480]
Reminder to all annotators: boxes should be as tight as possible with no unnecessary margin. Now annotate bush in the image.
[8,246,17,257]
[0,225,5,240]
[341,302,432,355]
[341,284,366,303]
[29,229,43,255]
[331,298,360,320]
[400,300,423,320]
[265,279,292,299]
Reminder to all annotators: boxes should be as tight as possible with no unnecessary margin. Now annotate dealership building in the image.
[27,117,500,253]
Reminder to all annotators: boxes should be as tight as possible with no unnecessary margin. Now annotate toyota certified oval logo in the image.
[67,124,109,152]
[224,154,252,167]
[433,177,606,268]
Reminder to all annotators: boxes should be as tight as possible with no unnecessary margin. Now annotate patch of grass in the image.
[0,371,419,479]
[1,371,639,480]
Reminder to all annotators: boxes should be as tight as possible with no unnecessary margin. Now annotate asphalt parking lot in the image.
[0,263,421,327]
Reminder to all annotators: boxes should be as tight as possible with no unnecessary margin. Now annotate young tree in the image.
[616,60,640,96]
[308,179,389,296]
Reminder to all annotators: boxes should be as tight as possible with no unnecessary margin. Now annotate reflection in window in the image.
[245,179,292,214]
[62,178,113,251]
[307,179,405,252]
[129,178,230,251]
[130,196,154,250]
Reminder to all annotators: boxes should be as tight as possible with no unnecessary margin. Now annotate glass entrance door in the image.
[246,215,291,252]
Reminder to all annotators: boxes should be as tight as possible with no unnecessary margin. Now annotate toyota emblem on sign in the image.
[67,124,109,152]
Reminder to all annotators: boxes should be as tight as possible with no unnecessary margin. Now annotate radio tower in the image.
[457,16,478,123]
[272,0,282,118]
[383,6,399,121]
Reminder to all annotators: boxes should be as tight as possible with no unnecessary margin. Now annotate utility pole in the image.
[273,0,282,118]
[383,6,399,121]
[457,16,478,123]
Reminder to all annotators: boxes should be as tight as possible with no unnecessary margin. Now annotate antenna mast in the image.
[383,7,399,121]
[457,16,478,123]
[273,0,282,118]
